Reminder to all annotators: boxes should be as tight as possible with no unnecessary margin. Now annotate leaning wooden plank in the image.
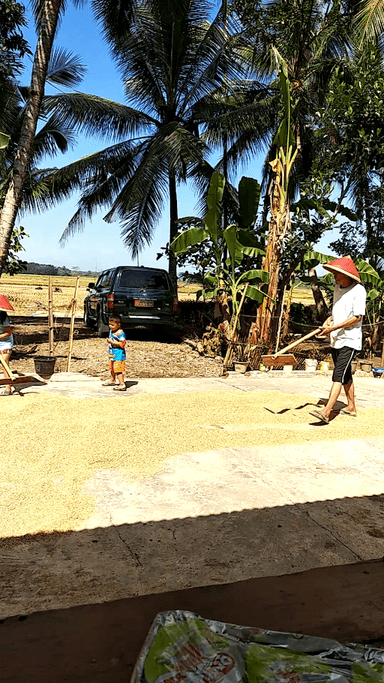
[262,353,296,367]
[0,375,37,385]
[0,356,35,384]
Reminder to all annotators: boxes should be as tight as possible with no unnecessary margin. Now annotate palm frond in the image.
[355,0,384,42]
[32,113,76,160]
[29,140,140,216]
[46,46,87,87]
[108,158,169,257]
[42,93,157,140]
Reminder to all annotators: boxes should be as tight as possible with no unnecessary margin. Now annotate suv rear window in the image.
[119,270,170,290]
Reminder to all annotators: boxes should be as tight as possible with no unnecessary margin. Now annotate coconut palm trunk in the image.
[168,172,178,287]
[0,0,62,274]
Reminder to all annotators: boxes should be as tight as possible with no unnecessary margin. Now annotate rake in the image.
[0,355,36,393]
[261,327,323,367]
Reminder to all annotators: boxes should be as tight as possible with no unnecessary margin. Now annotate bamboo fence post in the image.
[65,276,80,372]
[223,283,249,369]
[274,285,286,353]
[48,276,54,356]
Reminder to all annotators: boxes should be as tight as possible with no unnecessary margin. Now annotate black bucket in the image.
[34,356,56,378]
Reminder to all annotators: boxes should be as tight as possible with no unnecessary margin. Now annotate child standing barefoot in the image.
[103,315,127,391]
[0,295,15,396]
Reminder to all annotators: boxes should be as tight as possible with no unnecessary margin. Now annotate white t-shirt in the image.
[330,282,366,350]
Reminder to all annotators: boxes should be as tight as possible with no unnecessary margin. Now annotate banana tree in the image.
[256,58,298,345]
[171,170,269,330]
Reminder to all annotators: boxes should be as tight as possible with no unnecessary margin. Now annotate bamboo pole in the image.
[269,327,322,358]
[274,285,286,353]
[65,276,80,372]
[223,283,249,369]
[48,276,54,356]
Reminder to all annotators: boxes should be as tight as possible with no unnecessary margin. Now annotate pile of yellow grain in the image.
[1,390,383,538]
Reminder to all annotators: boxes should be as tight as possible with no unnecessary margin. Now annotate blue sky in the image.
[17,1,336,273]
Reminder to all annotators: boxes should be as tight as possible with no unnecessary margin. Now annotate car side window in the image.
[95,274,105,289]
[97,270,113,289]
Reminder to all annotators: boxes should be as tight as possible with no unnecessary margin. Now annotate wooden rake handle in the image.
[272,327,323,358]
[0,354,16,380]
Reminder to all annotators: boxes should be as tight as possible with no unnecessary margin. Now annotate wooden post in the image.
[65,276,80,372]
[223,283,249,369]
[48,276,54,356]
[274,285,286,353]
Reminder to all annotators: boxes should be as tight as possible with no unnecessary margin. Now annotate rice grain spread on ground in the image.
[1,390,383,539]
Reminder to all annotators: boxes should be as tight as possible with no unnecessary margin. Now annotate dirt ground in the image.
[8,315,384,381]
[9,316,223,380]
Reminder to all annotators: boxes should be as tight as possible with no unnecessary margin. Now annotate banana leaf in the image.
[223,225,237,264]
[205,170,225,244]
[301,250,335,270]
[356,259,382,285]
[170,227,209,255]
[247,285,271,302]
[237,269,269,285]
[367,288,380,300]
[238,177,261,228]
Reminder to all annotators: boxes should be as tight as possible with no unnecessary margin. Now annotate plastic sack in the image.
[131,610,384,683]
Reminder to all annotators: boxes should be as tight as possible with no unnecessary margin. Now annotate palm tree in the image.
[40,0,252,284]
[0,48,86,241]
[0,0,85,274]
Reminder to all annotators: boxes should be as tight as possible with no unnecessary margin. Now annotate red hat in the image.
[0,293,14,311]
[323,255,361,283]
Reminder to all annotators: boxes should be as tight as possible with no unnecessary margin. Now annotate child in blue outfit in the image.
[103,315,127,391]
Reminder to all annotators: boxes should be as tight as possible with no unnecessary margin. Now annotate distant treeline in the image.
[25,263,99,277]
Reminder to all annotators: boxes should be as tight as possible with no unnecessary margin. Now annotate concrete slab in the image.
[1,371,384,621]
[19,369,384,404]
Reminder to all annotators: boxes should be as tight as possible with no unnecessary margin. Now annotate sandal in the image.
[340,409,357,417]
[113,385,127,391]
[102,381,117,386]
[309,409,329,424]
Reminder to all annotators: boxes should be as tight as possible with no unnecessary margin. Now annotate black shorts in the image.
[331,347,357,385]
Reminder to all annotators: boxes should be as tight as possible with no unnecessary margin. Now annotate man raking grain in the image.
[309,256,366,424]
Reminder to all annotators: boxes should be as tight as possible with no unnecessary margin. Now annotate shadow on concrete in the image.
[2,350,383,679]
[2,487,384,681]
[1,558,384,683]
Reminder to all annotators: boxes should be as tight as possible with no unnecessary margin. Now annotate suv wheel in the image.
[84,305,95,329]
[97,312,108,337]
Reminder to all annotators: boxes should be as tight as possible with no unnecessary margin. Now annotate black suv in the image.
[84,266,178,335]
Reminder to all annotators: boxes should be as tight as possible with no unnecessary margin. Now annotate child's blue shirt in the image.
[108,329,126,361]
